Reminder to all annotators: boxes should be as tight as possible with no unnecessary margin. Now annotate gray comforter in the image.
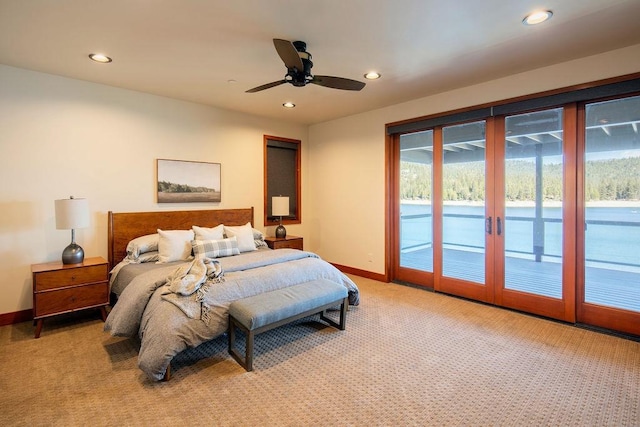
[104,249,359,380]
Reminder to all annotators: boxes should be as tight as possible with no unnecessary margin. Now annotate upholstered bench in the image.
[228,279,348,371]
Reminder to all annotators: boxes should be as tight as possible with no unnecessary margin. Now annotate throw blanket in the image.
[159,257,224,319]
[104,249,360,380]
[165,257,223,296]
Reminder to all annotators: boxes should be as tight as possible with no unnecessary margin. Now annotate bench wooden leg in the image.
[245,330,254,372]
[319,297,348,330]
[229,316,254,371]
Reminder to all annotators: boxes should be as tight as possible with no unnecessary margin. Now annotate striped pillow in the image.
[192,237,240,259]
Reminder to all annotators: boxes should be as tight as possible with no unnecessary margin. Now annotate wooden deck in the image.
[400,247,640,312]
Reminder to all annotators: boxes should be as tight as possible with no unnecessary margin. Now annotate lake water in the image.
[400,203,640,267]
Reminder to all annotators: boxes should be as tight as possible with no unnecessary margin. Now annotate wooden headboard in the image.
[107,207,254,270]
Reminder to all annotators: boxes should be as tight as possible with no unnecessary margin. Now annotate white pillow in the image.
[224,222,257,253]
[192,224,224,241]
[157,229,195,263]
[126,233,159,261]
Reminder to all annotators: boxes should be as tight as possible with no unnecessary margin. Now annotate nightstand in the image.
[31,256,109,338]
[264,235,303,250]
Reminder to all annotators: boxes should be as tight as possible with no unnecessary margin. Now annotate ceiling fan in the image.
[246,39,366,93]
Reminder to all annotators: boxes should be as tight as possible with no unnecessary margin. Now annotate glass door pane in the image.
[442,121,486,284]
[504,108,564,298]
[399,130,433,273]
[584,96,640,312]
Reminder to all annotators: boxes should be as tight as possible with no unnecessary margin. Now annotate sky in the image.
[157,160,221,190]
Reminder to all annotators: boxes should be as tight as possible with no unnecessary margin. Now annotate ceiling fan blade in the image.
[311,75,366,91]
[245,80,287,93]
[273,39,304,71]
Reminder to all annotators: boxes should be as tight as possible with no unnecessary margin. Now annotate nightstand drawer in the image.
[34,264,108,291]
[274,240,303,250]
[265,236,303,250]
[34,283,109,317]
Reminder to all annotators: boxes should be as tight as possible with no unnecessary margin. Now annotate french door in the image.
[576,95,640,335]
[395,112,573,320]
[394,96,640,332]
[436,120,493,302]
[494,108,576,321]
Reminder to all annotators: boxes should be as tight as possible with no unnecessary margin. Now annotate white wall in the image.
[306,44,640,274]
[0,64,307,315]
[3,43,640,316]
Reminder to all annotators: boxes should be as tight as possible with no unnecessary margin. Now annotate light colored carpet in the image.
[0,275,638,426]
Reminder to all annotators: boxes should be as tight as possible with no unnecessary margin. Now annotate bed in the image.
[104,208,359,381]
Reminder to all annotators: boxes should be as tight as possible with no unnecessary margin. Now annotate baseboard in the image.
[0,309,32,326]
[331,263,387,282]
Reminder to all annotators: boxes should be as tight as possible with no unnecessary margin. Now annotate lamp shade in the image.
[272,196,290,217]
[55,198,90,230]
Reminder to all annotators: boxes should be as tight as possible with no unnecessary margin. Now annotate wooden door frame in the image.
[434,121,496,303]
[389,132,434,287]
[575,99,640,336]
[494,105,577,322]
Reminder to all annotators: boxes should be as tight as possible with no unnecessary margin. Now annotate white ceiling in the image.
[1,0,640,125]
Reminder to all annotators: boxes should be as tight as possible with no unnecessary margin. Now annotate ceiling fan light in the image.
[523,10,553,25]
[364,71,381,80]
[88,53,112,63]
[283,102,295,108]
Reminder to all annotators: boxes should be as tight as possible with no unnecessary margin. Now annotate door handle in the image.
[486,216,492,235]
[497,216,502,236]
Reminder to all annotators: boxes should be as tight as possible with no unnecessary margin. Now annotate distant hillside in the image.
[157,180,217,194]
[400,156,640,202]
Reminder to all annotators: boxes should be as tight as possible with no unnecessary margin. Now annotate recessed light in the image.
[89,53,112,63]
[283,102,295,108]
[522,10,553,25]
[364,71,381,80]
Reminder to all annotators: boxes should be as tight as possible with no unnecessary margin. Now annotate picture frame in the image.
[157,159,221,203]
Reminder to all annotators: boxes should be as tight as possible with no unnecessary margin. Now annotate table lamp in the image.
[272,196,289,238]
[55,196,90,264]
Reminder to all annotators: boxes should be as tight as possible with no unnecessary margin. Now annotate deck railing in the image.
[401,212,640,268]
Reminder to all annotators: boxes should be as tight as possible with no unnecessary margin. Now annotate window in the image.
[264,135,301,226]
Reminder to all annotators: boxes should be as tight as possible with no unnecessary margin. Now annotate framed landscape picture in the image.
[157,159,221,203]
